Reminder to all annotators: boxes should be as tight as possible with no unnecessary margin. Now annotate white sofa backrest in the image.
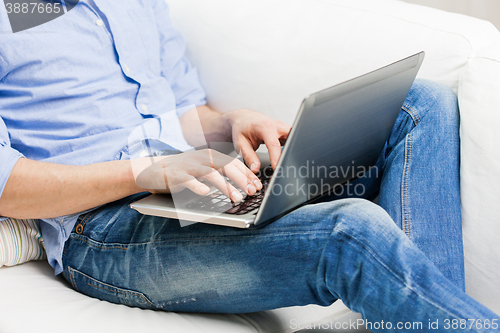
[167,0,499,124]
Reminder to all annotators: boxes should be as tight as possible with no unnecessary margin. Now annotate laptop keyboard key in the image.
[184,170,272,215]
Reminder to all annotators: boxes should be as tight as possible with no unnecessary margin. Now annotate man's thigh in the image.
[62,194,381,313]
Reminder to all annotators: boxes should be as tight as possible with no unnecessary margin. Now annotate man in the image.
[0,1,499,331]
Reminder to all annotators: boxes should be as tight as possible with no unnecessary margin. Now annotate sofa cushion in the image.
[0,218,45,267]
[0,261,352,333]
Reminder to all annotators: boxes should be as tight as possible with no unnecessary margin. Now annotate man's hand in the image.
[223,109,291,172]
[133,149,262,202]
[180,106,292,173]
[177,105,291,198]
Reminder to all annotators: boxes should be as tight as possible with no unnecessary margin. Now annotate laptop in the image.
[130,52,425,229]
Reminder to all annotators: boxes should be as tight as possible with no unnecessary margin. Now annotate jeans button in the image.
[75,224,84,234]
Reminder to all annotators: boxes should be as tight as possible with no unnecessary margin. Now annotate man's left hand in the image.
[223,109,291,172]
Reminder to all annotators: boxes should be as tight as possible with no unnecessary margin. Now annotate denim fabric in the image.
[317,79,465,290]
[62,80,500,332]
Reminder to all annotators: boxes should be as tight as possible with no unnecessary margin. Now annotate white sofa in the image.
[1,0,500,332]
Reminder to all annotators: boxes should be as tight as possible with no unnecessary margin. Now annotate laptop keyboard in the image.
[185,173,271,215]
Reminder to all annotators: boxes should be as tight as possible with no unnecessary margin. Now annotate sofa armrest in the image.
[459,41,500,313]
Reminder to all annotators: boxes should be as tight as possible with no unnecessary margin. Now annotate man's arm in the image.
[0,158,143,219]
[0,146,262,219]
[0,105,289,220]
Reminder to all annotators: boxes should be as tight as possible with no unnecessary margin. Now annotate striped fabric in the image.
[0,218,46,267]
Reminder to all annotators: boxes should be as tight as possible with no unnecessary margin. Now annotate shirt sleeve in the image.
[153,0,207,118]
[0,115,24,201]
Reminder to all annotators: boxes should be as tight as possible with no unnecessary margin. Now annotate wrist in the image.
[222,109,250,140]
[116,159,147,195]
[220,111,236,142]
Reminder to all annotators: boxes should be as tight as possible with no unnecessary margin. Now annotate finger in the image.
[206,150,261,193]
[262,132,282,170]
[202,169,244,202]
[278,123,292,145]
[169,174,211,196]
[221,161,258,195]
[234,135,261,173]
[205,149,238,170]
[227,157,262,191]
[186,163,219,180]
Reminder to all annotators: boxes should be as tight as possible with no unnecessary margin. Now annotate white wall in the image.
[402,0,500,30]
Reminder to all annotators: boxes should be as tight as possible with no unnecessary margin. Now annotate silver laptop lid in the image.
[254,52,425,226]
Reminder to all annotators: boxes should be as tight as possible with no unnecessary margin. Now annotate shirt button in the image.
[95,19,104,27]
[124,64,130,74]
[141,104,148,112]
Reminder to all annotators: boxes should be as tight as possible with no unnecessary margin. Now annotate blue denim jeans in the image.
[62,80,500,332]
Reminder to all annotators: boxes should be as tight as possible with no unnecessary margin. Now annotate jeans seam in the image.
[382,104,418,170]
[68,267,79,292]
[401,131,412,237]
[68,231,327,251]
[80,211,97,229]
[87,283,157,308]
[402,104,421,125]
[69,235,129,250]
[69,266,157,308]
[70,228,325,247]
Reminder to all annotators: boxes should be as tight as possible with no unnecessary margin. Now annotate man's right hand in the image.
[133,149,263,202]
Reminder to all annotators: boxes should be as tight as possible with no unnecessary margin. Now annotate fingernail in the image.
[254,179,262,190]
[247,184,256,195]
[199,185,210,194]
[231,190,243,202]
[250,163,257,172]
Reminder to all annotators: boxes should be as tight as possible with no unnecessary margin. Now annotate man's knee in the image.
[319,199,398,239]
[406,79,459,127]
[410,79,458,107]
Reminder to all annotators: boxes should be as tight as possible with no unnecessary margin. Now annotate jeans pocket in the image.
[67,266,157,310]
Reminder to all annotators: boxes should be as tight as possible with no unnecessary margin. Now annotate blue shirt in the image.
[0,0,206,274]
